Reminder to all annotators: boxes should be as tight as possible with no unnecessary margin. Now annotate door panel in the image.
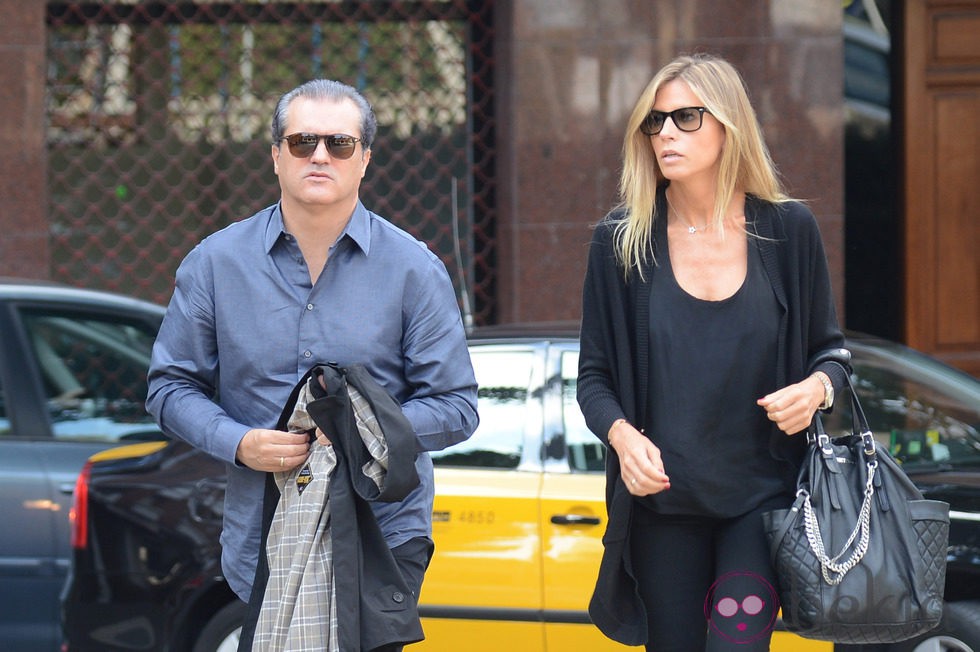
[540,473,636,650]
[0,442,63,652]
[424,468,543,610]
[420,344,546,648]
[933,93,979,345]
[419,469,543,648]
[903,0,980,375]
[540,472,606,613]
[416,619,544,651]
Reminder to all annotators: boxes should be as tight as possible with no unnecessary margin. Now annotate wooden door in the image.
[903,0,980,376]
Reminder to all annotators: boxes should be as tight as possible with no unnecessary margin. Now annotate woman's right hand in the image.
[608,419,671,496]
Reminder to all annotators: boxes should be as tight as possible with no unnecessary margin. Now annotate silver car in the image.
[0,279,164,652]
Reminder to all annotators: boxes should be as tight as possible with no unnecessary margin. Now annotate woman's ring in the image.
[280,456,285,468]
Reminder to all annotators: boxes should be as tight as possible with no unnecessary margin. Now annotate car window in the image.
[20,309,162,443]
[430,348,533,469]
[822,344,980,470]
[562,350,605,472]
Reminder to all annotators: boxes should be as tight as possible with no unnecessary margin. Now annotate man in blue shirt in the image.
[146,79,479,641]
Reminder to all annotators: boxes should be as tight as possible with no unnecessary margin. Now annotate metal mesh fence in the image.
[45,1,496,324]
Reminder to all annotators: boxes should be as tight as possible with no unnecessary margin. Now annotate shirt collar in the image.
[342,201,372,255]
[262,204,284,253]
[264,201,372,255]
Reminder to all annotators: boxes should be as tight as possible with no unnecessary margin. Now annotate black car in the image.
[62,331,980,652]
[0,279,165,652]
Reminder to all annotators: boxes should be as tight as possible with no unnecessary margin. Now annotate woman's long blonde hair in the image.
[614,53,790,277]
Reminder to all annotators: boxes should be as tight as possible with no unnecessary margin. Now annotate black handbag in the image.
[762,367,950,644]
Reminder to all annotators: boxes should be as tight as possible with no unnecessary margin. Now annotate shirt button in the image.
[392,591,404,604]
[306,303,314,311]
[303,350,312,358]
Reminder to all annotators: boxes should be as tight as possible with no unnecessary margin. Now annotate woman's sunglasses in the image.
[640,106,708,136]
[279,133,362,159]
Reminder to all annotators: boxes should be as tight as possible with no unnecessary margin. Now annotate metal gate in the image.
[46,1,496,324]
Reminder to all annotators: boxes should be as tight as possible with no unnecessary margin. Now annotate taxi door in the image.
[418,342,548,651]
[539,344,640,650]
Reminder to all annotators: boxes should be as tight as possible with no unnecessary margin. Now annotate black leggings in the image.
[629,498,787,652]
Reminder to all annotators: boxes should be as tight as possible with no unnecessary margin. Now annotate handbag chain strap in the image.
[800,455,878,585]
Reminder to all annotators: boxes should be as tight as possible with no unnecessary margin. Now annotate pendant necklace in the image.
[666,195,709,234]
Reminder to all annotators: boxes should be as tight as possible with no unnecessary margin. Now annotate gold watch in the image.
[814,371,834,410]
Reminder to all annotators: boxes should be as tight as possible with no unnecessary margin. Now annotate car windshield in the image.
[822,339,980,472]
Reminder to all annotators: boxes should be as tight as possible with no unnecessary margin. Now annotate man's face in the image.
[272,96,371,213]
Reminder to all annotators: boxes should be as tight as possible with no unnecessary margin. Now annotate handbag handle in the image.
[801,362,879,585]
[807,361,877,460]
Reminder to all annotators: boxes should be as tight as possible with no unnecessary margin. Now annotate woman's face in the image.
[648,79,726,186]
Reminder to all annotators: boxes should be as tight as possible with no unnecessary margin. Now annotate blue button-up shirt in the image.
[147,201,478,600]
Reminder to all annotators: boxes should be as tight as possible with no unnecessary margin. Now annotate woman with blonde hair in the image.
[577,53,848,651]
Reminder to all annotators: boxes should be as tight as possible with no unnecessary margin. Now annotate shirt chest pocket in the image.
[217,304,301,379]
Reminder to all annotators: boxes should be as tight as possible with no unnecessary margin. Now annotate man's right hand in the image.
[236,428,312,472]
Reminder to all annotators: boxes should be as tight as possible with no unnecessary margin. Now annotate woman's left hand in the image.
[757,375,825,435]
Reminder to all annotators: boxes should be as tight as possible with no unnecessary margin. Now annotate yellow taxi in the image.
[416,333,831,651]
[61,327,980,651]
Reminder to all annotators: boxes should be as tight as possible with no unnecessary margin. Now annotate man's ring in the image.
[631,477,637,485]
[280,456,284,468]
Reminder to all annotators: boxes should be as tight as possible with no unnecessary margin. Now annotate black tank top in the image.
[642,224,786,518]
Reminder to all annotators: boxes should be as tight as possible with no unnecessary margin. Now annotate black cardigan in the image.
[576,189,849,645]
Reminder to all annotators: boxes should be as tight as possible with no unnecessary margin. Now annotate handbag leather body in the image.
[762,366,949,644]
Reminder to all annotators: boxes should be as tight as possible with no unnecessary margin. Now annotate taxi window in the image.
[430,348,532,469]
[562,350,605,472]
[20,309,163,443]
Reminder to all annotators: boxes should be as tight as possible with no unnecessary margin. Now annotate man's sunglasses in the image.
[639,106,709,135]
[279,133,362,159]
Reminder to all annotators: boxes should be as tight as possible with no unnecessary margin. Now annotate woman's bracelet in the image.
[609,418,628,439]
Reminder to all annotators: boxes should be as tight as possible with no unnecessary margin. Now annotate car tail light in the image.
[69,461,92,550]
